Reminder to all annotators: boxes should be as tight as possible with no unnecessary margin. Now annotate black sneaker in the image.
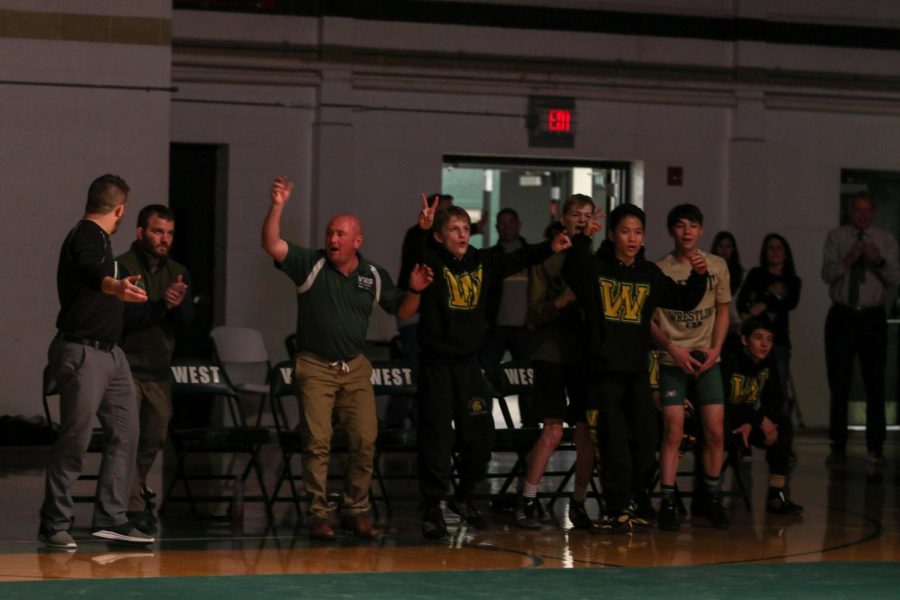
[514,497,542,530]
[421,502,449,540]
[632,496,656,525]
[867,450,886,466]
[658,500,679,531]
[590,512,633,535]
[126,510,158,535]
[766,489,804,515]
[568,500,592,530]
[707,496,729,529]
[448,495,488,530]
[91,522,154,544]
[624,503,650,532]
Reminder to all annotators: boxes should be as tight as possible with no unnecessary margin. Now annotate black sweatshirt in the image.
[55,220,123,342]
[562,235,708,375]
[412,228,552,364]
[735,267,801,348]
[720,346,784,428]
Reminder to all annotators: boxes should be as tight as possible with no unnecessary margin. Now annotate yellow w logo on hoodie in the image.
[599,278,650,323]
[443,265,483,310]
[728,369,769,406]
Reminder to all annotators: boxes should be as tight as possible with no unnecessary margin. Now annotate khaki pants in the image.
[295,352,376,518]
[128,380,172,513]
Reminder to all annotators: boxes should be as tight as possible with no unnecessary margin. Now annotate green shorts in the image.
[659,363,724,408]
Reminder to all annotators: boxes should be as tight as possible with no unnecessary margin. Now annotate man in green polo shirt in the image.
[262,176,433,540]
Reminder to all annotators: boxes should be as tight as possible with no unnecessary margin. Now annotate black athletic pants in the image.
[417,360,495,502]
[586,372,658,514]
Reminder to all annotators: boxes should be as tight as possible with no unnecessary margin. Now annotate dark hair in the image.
[543,220,564,241]
[759,233,797,279]
[434,205,471,233]
[606,203,646,234]
[711,231,743,294]
[429,193,454,205]
[496,207,519,223]
[137,204,174,228]
[666,203,704,232]
[741,315,775,338]
[561,194,594,215]
[85,174,129,214]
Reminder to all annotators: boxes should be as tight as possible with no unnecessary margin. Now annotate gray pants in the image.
[40,338,139,532]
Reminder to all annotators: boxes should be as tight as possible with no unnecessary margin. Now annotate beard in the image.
[140,238,168,258]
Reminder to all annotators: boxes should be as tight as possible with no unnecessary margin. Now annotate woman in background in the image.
[736,233,801,456]
[711,231,744,352]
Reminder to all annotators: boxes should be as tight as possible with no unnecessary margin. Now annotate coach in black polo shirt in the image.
[39,174,153,550]
[263,176,432,541]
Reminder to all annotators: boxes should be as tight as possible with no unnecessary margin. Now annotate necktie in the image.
[848,229,865,307]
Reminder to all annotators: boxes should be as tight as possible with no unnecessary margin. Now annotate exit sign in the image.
[528,96,575,148]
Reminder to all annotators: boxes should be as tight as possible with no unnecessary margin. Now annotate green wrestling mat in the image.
[3,562,899,599]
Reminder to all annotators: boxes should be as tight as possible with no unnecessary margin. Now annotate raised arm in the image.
[262,176,293,263]
[396,263,435,319]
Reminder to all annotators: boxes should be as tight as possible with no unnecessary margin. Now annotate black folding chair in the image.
[489,361,602,507]
[268,360,305,516]
[486,361,543,495]
[162,358,272,516]
[268,360,395,519]
[649,408,752,510]
[369,360,418,516]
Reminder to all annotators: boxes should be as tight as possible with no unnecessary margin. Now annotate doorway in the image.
[168,143,228,359]
[442,156,634,247]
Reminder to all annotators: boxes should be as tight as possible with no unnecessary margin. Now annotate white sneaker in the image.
[92,523,155,544]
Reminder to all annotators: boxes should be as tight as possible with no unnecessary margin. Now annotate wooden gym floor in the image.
[0,430,897,587]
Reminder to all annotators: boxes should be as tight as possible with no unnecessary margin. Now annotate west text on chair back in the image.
[490,360,600,506]
[494,361,536,429]
[164,357,272,517]
[369,361,417,398]
[267,360,306,515]
[368,360,418,515]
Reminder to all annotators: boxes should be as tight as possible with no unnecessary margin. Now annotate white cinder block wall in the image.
[0,0,172,417]
[3,1,900,432]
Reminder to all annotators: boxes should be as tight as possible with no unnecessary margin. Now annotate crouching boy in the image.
[723,317,803,514]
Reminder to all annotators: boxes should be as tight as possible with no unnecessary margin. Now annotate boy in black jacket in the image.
[563,204,708,533]
[722,317,803,515]
[412,196,571,539]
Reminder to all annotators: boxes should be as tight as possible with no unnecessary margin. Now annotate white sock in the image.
[523,481,539,499]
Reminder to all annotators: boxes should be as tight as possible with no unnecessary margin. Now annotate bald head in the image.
[328,214,363,236]
[324,213,363,268]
